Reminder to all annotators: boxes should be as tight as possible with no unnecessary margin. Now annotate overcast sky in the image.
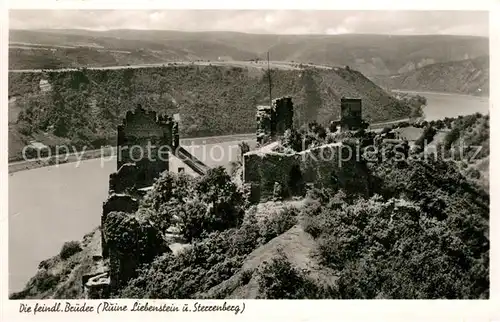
[9,10,489,36]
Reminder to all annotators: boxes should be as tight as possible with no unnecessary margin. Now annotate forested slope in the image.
[9,65,411,160]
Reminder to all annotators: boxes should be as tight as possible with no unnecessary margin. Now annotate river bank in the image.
[8,133,256,174]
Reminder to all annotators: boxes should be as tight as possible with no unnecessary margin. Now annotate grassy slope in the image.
[8,65,410,161]
[198,223,336,299]
[10,30,488,77]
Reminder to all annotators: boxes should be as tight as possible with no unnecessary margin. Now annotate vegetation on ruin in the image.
[138,167,246,242]
[118,203,299,299]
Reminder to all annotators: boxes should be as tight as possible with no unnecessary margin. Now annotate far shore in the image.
[391,89,489,99]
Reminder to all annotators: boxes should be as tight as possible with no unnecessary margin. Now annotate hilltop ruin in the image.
[256,97,294,145]
[244,96,371,203]
[84,104,210,298]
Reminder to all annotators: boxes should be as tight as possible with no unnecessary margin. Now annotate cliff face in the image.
[9,65,411,160]
[373,56,489,96]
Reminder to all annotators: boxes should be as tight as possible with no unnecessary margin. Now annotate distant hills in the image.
[9,29,488,78]
[374,56,489,96]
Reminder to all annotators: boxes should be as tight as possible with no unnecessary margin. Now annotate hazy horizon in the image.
[9,10,489,37]
[9,28,490,38]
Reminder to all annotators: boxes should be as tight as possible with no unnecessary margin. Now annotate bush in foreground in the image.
[256,249,335,299]
[259,206,299,243]
[303,161,489,299]
[59,241,82,260]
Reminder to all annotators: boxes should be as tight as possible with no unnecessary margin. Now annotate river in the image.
[392,90,490,120]
[7,91,489,294]
[8,138,256,294]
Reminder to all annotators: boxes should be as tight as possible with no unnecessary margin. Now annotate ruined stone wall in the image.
[299,143,370,196]
[109,161,167,194]
[117,105,175,164]
[101,193,139,258]
[243,142,370,202]
[102,212,170,293]
[340,98,363,131]
[256,106,273,145]
[243,151,302,201]
[99,105,180,289]
[274,97,294,136]
[114,105,178,191]
[256,97,294,145]
[83,272,110,299]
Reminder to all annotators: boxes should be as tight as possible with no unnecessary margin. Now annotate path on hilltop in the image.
[9,60,338,73]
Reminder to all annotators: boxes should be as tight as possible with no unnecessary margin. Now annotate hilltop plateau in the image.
[10,29,488,78]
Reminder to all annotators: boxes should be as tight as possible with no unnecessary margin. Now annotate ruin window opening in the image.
[288,165,305,196]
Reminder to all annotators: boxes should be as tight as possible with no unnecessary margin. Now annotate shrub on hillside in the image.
[414,125,437,150]
[380,127,391,134]
[259,206,299,243]
[231,212,261,256]
[256,249,331,299]
[59,241,82,260]
[240,268,255,286]
[177,198,210,241]
[119,227,251,299]
[38,256,60,270]
[191,167,245,236]
[20,270,61,295]
[305,157,489,299]
[140,172,197,231]
[444,127,461,150]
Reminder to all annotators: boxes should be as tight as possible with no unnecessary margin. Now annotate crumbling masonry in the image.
[256,97,294,145]
[245,97,370,203]
[84,105,181,298]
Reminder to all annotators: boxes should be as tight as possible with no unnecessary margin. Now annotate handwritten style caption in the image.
[19,301,245,315]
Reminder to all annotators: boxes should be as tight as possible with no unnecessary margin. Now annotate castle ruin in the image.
[256,97,294,145]
[84,104,208,298]
[244,96,370,203]
[330,98,365,132]
[340,98,363,131]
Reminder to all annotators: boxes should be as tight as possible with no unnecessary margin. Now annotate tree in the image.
[414,126,437,150]
[140,172,196,231]
[282,128,304,152]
